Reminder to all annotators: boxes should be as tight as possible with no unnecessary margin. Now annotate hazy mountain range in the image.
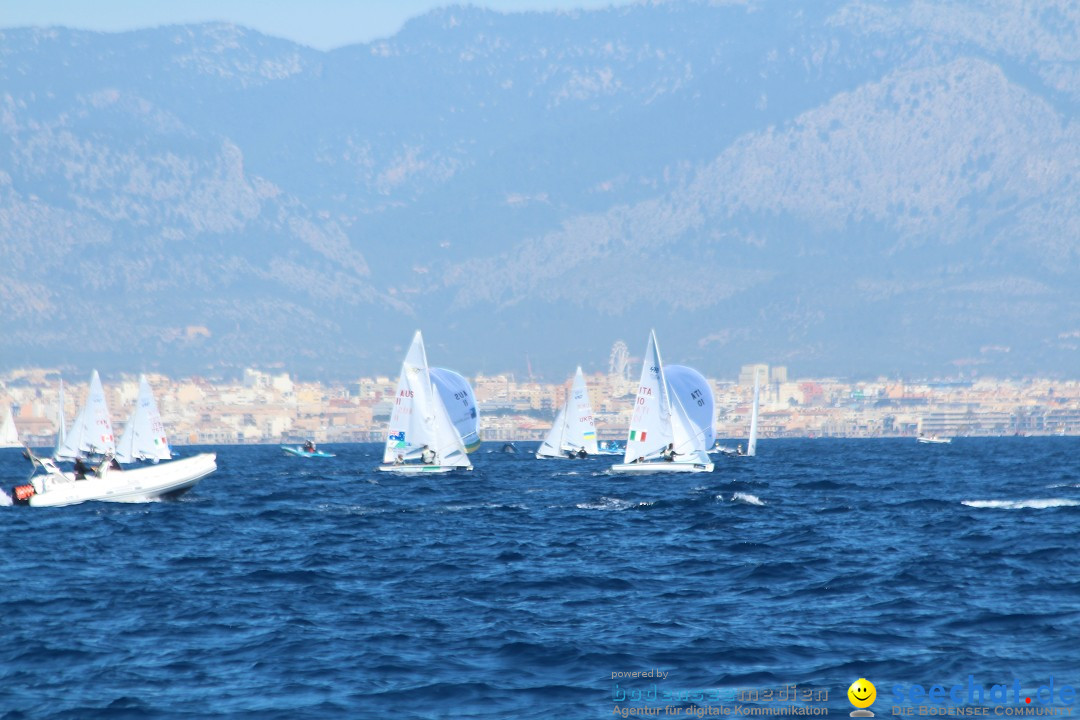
[2,0,1078,381]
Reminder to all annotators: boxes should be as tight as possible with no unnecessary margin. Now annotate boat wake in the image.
[962,498,1080,510]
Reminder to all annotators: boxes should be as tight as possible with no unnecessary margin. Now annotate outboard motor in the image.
[11,484,35,506]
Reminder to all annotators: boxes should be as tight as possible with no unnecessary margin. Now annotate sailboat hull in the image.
[25,453,217,507]
[610,461,714,474]
[376,464,471,474]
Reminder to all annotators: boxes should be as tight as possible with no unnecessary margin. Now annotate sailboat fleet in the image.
[11,371,217,507]
[4,328,762,506]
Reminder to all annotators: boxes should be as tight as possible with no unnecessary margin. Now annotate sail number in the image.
[691,389,705,407]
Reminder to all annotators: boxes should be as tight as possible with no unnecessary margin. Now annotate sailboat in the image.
[115,374,172,464]
[0,405,20,448]
[713,368,760,457]
[536,366,599,459]
[13,370,216,507]
[55,370,115,461]
[746,370,760,457]
[377,331,474,473]
[610,331,715,474]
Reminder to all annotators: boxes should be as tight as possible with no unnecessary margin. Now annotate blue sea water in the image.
[2,438,1079,719]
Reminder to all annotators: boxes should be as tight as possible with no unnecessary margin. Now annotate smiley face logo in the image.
[848,678,876,715]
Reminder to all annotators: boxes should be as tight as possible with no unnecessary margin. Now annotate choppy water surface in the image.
[2,438,1079,719]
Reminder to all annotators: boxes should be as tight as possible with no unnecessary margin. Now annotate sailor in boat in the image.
[303,440,316,453]
[576,447,587,458]
[736,444,745,456]
[394,453,405,465]
[73,457,92,480]
[420,445,437,465]
[660,443,679,462]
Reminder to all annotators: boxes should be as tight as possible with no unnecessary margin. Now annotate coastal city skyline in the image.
[4,358,1079,448]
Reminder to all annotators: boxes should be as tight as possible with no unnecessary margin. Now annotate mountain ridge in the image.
[1,0,1077,380]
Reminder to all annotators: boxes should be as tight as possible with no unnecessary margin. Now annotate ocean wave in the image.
[962,498,1080,509]
[730,492,766,505]
[575,496,650,511]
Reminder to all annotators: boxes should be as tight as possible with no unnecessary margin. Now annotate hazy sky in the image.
[0,0,635,50]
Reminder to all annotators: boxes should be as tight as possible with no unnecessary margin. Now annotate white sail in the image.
[384,331,437,464]
[566,366,599,454]
[747,371,760,457]
[53,379,66,457]
[665,364,715,464]
[0,406,20,448]
[623,330,674,463]
[116,375,172,463]
[382,331,471,468]
[536,366,600,459]
[56,370,115,460]
[430,368,481,452]
[536,404,569,459]
[429,384,472,468]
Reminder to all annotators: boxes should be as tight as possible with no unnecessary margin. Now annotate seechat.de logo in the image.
[849,678,877,717]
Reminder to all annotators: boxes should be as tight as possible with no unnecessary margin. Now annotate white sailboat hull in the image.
[25,453,217,507]
[376,463,471,474]
[917,436,952,444]
[610,461,714,474]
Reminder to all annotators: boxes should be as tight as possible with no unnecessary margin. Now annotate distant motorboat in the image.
[282,445,335,458]
[917,435,952,444]
[13,450,216,507]
[12,370,216,507]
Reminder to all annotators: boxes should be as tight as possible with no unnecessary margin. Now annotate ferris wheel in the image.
[608,340,630,380]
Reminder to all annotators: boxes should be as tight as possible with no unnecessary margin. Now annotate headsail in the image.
[116,375,172,463]
[56,370,115,459]
[536,404,568,459]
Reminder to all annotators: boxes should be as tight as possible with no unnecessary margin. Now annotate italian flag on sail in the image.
[629,430,646,441]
